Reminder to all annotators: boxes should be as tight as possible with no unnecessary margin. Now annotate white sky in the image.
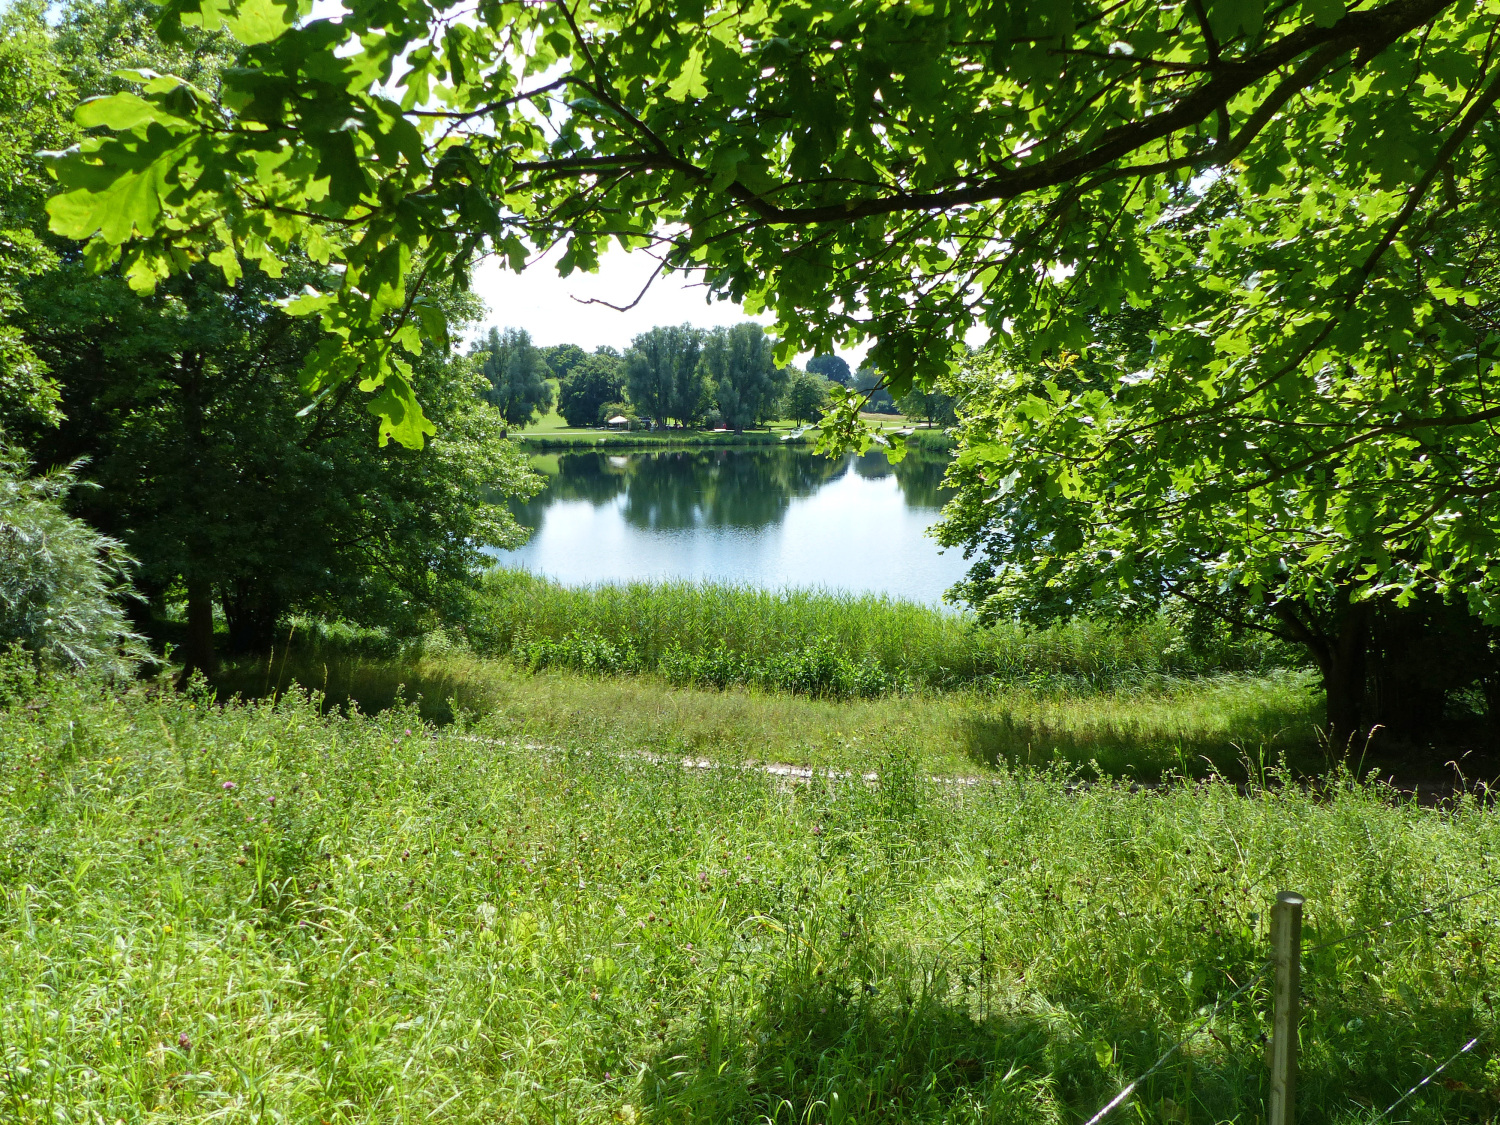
[469,245,874,367]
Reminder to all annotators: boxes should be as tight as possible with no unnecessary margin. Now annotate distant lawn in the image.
[511,416,952,451]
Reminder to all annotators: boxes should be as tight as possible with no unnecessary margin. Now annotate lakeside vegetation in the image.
[465,572,1285,694]
[198,576,1332,780]
[6,0,1500,1119]
[216,626,1322,780]
[515,419,953,452]
[5,664,1496,1124]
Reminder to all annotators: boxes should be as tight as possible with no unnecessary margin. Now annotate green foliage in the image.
[699,322,787,431]
[476,326,553,428]
[936,277,1500,742]
[854,367,898,414]
[465,571,1287,696]
[896,384,956,427]
[50,0,1500,636]
[53,0,238,100]
[624,325,707,428]
[0,4,75,433]
[3,670,1497,1121]
[0,439,140,673]
[556,350,626,427]
[806,354,851,386]
[55,0,1485,452]
[23,262,540,652]
[541,341,588,381]
[783,369,832,423]
[512,629,904,699]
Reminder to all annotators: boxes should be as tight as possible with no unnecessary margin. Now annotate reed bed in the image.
[3,664,1494,1124]
[463,572,1286,695]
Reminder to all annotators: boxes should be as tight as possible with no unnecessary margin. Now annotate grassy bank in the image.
[217,634,1323,779]
[515,427,955,452]
[4,666,1496,1123]
[520,430,802,451]
[463,572,1288,697]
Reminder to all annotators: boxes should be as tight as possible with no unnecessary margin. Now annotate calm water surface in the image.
[489,445,969,603]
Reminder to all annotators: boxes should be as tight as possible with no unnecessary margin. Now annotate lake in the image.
[489,444,969,603]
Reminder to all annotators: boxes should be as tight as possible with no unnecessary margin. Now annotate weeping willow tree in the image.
[0,439,141,674]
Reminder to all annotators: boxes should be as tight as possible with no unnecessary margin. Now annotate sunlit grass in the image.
[3,666,1496,1124]
[464,572,1288,695]
[214,627,1321,780]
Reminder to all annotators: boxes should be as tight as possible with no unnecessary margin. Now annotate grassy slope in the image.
[214,575,1317,779]
[4,668,1497,1124]
[218,645,1323,779]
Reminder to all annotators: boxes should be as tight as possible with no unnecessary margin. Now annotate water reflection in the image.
[494,445,965,601]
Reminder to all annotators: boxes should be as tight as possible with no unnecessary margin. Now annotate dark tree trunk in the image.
[175,355,218,687]
[178,577,217,687]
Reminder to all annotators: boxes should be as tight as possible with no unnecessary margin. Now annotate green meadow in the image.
[4,662,1497,1124]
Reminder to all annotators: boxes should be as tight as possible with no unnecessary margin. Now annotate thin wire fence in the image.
[1080,881,1500,1123]
[1300,878,1500,958]
[1373,1036,1482,1122]
[1080,964,1271,1125]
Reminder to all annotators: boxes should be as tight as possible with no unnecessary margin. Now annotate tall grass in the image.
[213,628,1323,780]
[3,663,1495,1123]
[464,571,1289,696]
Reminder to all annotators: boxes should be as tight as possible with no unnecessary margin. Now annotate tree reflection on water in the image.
[513,445,953,533]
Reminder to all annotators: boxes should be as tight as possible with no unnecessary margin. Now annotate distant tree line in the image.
[471,324,956,431]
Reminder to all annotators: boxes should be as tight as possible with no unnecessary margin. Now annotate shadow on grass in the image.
[959,707,1323,782]
[211,650,495,724]
[635,952,1494,1124]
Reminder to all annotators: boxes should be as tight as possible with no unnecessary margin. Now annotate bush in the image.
[0,441,140,673]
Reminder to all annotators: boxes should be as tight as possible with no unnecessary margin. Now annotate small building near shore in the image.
[606,414,633,431]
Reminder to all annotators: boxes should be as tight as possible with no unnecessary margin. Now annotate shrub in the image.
[0,440,140,673]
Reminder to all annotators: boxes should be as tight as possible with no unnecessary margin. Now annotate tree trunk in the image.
[177,577,217,687]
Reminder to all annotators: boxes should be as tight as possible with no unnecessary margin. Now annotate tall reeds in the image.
[465,570,1288,695]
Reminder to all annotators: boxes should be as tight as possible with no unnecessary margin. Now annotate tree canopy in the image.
[624,325,707,428]
[24,256,538,675]
[36,0,1500,625]
[806,355,852,386]
[476,326,554,428]
[700,323,786,431]
[46,0,1492,435]
[783,369,832,424]
[556,349,625,426]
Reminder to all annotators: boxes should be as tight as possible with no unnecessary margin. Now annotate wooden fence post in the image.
[1268,891,1304,1125]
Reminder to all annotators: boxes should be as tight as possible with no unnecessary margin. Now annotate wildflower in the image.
[177,1032,191,1051]
[222,781,236,791]
[267,795,276,808]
